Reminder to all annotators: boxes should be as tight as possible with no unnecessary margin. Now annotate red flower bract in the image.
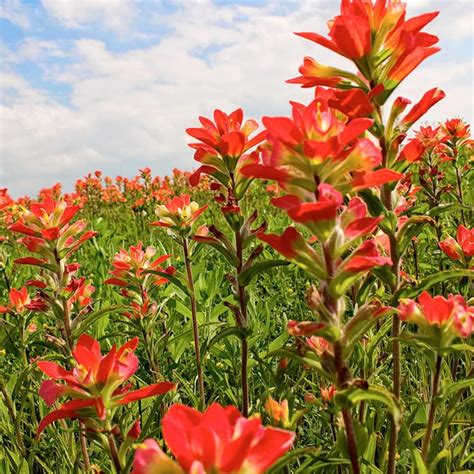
[133,403,294,474]
[36,334,176,435]
[398,291,474,341]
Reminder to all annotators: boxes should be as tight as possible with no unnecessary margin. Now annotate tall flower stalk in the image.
[285,2,445,470]
[152,194,208,408]
[187,109,267,416]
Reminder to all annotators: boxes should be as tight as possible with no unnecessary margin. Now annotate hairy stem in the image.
[183,236,206,410]
[235,226,250,417]
[108,432,122,473]
[379,138,402,474]
[323,242,359,473]
[79,421,91,472]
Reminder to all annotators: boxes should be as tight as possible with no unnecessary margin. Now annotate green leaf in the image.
[399,422,428,474]
[394,269,474,301]
[439,377,474,399]
[359,189,385,216]
[72,305,120,337]
[142,270,189,295]
[201,326,248,357]
[396,215,435,257]
[426,203,470,218]
[267,348,335,382]
[336,385,402,429]
[238,259,289,287]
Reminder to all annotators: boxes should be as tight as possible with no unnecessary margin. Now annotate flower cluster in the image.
[8,197,96,269]
[241,89,402,195]
[105,242,175,319]
[152,194,207,233]
[133,403,294,474]
[37,334,176,435]
[290,0,440,102]
[439,225,474,265]
[398,291,473,347]
[258,184,390,297]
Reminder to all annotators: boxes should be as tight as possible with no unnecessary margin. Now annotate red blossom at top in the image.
[132,403,294,474]
[187,108,266,187]
[291,0,440,101]
[36,334,176,435]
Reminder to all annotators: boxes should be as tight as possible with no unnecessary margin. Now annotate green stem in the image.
[454,164,466,225]
[421,354,443,460]
[183,236,206,410]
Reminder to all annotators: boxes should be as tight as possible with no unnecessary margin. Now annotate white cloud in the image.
[1,0,473,196]
[41,0,135,33]
[0,0,30,29]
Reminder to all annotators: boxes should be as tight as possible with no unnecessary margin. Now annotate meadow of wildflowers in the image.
[0,1,473,473]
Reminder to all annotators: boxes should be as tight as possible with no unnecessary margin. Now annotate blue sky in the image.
[1,0,473,196]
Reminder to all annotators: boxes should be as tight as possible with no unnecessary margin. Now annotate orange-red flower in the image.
[0,287,46,314]
[151,194,207,231]
[398,138,426,163]
[8,197,96,267]
[400,88,446,130]
[398,291,473,344]
[187,108,266,188]
[342,239,392,273]
[291,1,440,101]
[443,118,471,140]
[321,384,337,403]
[258,227,327,279]
[439,225,474,263]
[104,242,174,288]
[36,334,176,435]
[132,403,294,474]
[265,397,290,428]
[240,93,401,196]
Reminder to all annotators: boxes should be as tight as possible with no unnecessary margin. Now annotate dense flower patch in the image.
[0,1,473,473]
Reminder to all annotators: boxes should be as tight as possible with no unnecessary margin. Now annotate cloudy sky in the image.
[1,0,472,197]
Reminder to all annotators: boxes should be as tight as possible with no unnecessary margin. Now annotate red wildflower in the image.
[443,118,470,140]
[342,239,392,272]
[258,227,327,279]
[133,403,294,474]
[241,92,399,196]
[265,397,290,428]
[8,197,96,265]
[36,334,176,435]
[105,242,173,287]
[187,108,266,187]
[292,1,440,101]
[0,287,45,314]
[398,138,426,163]
[151,194,207,230]
[271,184,343,240]
[399,292,474,342]
[439,225,474,263]
[321,384,337,403]
[400,88,446,130]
